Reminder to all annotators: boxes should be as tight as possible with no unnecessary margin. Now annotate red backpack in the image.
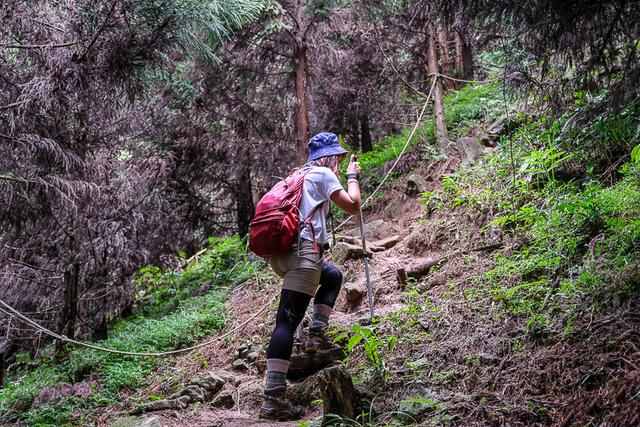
[249,168,318,258]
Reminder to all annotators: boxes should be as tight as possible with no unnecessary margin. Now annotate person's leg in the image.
[306,262,343,353]
[261,239,321,420]
[312,261,342,326]
[261,289,311,420]
[266,289,312,364]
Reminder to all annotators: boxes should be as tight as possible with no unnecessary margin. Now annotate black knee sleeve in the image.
[314,262,343,307]
[267,289,311,361]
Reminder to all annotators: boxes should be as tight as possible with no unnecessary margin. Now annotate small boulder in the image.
[32,383,73,408]
[214,370,239,386]
[287,372,323,404]
[239,381,264,407]
[370,235,400,251]
[455,137,483,165]
[110,416,162,427]
[332,242,372,264]
[236,341,251,359]
[368,244,385,253]
[180,384,205,402]
[211,388,236,409]
[478,133,497,147]
[343,281,365,302]
[384,196,406,219]
[345,219,385,238]
[488,119,506,136]
[405,174,429,196]
[142,395,190,412]
[32,381,95,408]
[198,372,225,396]
[232,359,248,371]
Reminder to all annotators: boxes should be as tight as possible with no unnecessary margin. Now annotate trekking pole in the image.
[359,208,375,321]
[352,155,375,321]
[358,207,375,321]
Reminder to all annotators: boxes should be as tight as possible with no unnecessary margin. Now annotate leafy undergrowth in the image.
[0,236,254,426]
[330,100,640,425]
[424,101,640,333]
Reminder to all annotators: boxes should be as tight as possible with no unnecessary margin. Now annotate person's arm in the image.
[330,155,361,215]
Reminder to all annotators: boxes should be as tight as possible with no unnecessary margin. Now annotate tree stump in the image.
[288,346,344,379]
[318,364,363,422]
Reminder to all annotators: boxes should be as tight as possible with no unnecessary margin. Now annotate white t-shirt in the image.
[298,167,343,244]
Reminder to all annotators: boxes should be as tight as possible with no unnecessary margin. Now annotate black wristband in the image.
[346,173,359,181]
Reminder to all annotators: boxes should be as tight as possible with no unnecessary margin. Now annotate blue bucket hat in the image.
[307,132,348,162]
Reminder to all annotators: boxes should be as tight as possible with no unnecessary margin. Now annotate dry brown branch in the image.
[0,100,29,110]
[0,42,75,49]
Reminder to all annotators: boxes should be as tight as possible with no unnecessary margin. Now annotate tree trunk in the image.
[426,21,449,154]
[235,146,254,238]
[58,263,79,349]
[0,353,4,388]
[455,31,463,74]
[455,28,474,82]
[293,39,310,165]
[0,340,14,388]
[461,36,474,82]
[360,113,373,153]
[91,318,108,341]
[437,27,453,89]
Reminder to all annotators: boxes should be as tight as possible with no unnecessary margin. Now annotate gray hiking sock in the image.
[265,359,289,394]
[310,304,332,330]
[310,313,329,329]
[265,371,287,393]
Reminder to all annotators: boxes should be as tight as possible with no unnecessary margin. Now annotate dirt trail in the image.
[102,161,457,427]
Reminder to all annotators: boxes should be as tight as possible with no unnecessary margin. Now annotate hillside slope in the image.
[2,84,638,427]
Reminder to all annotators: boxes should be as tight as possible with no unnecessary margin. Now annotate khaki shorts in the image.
[269,239,323,296]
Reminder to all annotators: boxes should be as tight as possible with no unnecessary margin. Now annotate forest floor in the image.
[95,131,640,426]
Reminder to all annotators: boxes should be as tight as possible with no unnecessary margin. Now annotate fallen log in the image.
[396,243,504,284]
[371,235,401,250]
[405,257,441,280]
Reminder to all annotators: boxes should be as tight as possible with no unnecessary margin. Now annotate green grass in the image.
[356,124,435,174]
[445,82,504,139]
[0,236,254,426]
[134,235,252,316]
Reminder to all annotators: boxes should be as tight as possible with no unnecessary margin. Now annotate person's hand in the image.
[347,154,361,175]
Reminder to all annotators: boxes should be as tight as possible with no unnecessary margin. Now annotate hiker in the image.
[259,132,361,421]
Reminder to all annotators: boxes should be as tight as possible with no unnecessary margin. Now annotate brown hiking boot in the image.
[258,389,305,421]
[304,324,331,354]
